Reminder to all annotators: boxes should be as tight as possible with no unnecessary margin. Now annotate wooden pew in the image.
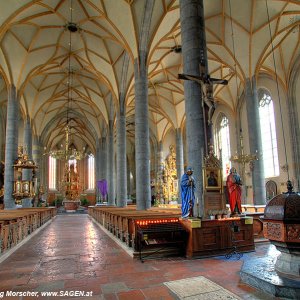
[0,208,57,254]
[88,207,181,248]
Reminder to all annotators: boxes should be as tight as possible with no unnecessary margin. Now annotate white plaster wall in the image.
[212,74,294,205]
[257,76,294,193]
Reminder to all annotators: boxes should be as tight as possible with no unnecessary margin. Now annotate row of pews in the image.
[89,206,257,259]
[88,206,183,251]
[0,207,57,254]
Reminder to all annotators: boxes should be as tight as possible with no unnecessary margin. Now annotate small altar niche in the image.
[13,146,37,207]
[202,148,227,219]
[162,145,178,203]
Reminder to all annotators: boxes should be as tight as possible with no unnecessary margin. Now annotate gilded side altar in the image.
[162,145,178,202]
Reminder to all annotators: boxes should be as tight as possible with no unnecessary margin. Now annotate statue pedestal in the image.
[63,200,80,212]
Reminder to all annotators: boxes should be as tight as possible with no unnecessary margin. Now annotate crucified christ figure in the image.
[178,72,228,124]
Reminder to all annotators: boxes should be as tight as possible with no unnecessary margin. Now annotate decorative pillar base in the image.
[275,251,300,277]
[241,253,300,299]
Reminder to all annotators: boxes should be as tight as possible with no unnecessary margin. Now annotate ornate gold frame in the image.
[204,167,222,191]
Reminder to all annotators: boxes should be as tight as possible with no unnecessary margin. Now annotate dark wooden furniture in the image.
[135,220,187,261]
[180,217,255,258]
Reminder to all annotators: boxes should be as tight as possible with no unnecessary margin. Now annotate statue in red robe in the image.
[226,167,242,215]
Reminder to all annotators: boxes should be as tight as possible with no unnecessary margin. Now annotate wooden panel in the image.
[181,218,254,258]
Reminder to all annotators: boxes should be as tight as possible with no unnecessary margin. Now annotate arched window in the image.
[215,114,231,178]
[88,154,95,189]
[258,91,279,177]
[48,156,56,189]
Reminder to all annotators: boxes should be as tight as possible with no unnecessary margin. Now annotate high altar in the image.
[62,161,81,211]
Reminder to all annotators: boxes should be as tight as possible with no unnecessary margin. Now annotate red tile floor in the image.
[0,215,281,300]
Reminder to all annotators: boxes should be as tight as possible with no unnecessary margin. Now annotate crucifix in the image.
[178,66,228,154]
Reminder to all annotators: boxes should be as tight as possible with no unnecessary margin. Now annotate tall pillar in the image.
[42,154,48,198]
[96,139,100,182]
[99,136,107,201]
[40,150,46,189]
[107,120,115,205]
[156,141,164,202]
[176,128,184,203]
[100,137,107,180]
[23,117,33,181]
[95,139,100,201]
[4,85,19,209]
[32,135,42,189]
[116,111,127,207]
[0,110,4,162]
[127,157,131,196]
[128,153,135,198]
[134,53,151,210]
[180,0,206,217]
[245,77,266,205]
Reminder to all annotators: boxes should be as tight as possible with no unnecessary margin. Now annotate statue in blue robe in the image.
[180,167,195,218]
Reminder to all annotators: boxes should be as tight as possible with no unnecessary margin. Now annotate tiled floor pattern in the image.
[0,215,281,300]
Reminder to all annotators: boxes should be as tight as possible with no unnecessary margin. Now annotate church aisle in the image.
[0,215,278,300]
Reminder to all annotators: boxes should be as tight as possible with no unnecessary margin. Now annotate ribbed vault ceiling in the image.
[0,0,299,153]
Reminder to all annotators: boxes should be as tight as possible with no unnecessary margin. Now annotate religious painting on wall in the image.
[204,167,221,191]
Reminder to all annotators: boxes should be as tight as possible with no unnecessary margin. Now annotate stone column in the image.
[40,150,46,189]
[32,135,42,203]
[23,117,33,181]
[41,153,48,200]
[180,0,206,217]
[176,128,184,203]
[107,120,115,205]
[134,53,151,210]
[99,136,107,201]
[127,157,131,197]
[22,117,33,207]
[4,85,19,209]
[116,111,127,207]
[32,135,41,184]
[156,141,164,202]
[0,111,4,162]
[127,153,135,199]
[95,139,100,202]
[100,137,107,180]
[245,76,266,205]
